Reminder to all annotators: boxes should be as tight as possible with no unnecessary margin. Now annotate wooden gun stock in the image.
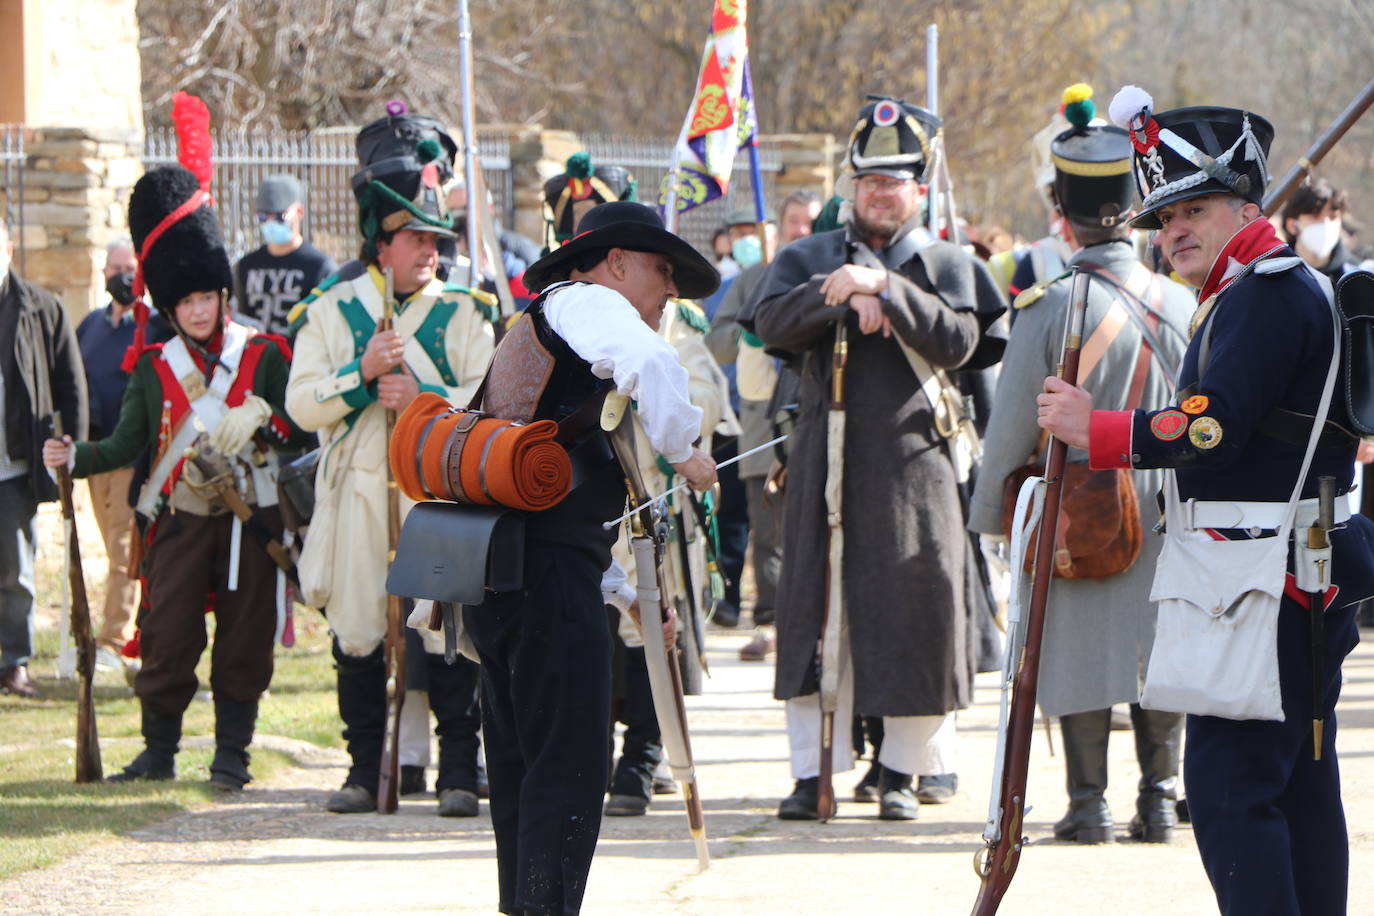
[52,412,102,783]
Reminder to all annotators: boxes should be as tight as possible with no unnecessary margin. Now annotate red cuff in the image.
[1089,410,1134,469]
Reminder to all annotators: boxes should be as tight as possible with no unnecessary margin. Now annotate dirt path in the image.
[6,628,1374,915]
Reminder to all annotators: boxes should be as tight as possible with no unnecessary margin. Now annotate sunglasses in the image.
[256,212,289,223]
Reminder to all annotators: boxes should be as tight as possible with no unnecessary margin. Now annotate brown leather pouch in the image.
[1001,462,1141,579]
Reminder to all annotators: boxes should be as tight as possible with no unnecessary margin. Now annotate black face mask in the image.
[105,271,136,306]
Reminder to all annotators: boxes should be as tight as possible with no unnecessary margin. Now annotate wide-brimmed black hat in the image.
[523,201,719,299]
[1108,88,1273,230]
[846,95,942,181]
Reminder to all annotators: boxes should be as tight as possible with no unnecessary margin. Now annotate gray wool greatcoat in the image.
[748,225,1005,717]
[966,239,1195,717]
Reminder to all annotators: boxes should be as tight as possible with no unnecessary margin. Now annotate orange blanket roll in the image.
[390,392,572,512]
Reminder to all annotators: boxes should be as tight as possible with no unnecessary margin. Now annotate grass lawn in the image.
[2,507,345,883]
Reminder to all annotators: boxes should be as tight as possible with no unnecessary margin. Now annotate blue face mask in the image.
[261,220,294,246]
[731,234,762,268]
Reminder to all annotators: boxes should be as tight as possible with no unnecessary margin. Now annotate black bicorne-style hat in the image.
[542,152,637,246]
[1050,84,1136,226]
[523,200,719,299]
[1108,86,1274,230]
[845,95,942,181]
[128,166,233,315]
[351,105,459,248]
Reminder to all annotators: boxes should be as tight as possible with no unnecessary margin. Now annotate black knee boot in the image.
[108,704,181,782]
[327,640,385,813]
[1054,709,1114,843]
[1128,705,1183,842]
[209,696,258,791]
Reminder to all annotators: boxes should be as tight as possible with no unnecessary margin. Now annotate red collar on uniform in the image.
[1197,218,1285,303]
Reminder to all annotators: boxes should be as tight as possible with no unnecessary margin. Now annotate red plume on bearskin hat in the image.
[121,92,228,370]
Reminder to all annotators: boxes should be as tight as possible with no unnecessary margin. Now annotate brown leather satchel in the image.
[999,266,1162,580]
[1001,461,1141,579]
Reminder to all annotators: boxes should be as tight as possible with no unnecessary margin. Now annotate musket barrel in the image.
[1263,76,1374,216]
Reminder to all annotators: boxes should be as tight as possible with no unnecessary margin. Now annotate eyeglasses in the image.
[854,175,913,194]
[256,212,288,223]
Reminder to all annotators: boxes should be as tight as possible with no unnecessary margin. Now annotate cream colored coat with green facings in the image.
[286,265,494,656]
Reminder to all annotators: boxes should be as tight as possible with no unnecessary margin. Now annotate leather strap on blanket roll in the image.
[390,392,572,511]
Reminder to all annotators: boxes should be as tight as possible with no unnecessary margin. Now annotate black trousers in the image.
[607,606,662,800]
[714,441,748,610]
[464,543,612,916]
[1185,596,1358,915]
[139,509,280,715]
[403,627,483,793]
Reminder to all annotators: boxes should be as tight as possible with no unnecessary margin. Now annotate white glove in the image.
[209,395,273,456]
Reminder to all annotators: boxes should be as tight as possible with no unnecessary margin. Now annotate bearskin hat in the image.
[128,166,232,314]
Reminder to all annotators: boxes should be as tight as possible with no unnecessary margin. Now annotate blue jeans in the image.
[0,476,37,675]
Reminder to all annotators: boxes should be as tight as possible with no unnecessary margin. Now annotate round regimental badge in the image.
[1188,416,1223,450]
[1180,394,1209,415]
[873,100,900,126]
[1150,409,1188,441]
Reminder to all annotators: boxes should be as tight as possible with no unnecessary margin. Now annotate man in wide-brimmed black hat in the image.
[465,199,717,916]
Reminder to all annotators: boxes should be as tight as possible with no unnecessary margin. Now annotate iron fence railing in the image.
[143,126,513,265]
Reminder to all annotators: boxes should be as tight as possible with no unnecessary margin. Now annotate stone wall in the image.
[15,127,142,319]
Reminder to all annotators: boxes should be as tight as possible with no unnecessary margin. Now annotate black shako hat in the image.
[523,201,719,299]
[351,106,458,248]
[128,165,232,315]
[846,95,942,181]
[1050,85,1136,226]
[1108,87,1273,230]
[542,152,637,245]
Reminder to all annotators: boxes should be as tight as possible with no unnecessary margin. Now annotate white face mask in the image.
[1298,219,1342,261]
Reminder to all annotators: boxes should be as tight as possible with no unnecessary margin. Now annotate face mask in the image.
[260,220,294,246]
[1298,219,1341,261]
[731,234,762,268]
[105,271,136,306]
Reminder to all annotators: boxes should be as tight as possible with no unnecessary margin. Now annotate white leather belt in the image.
[1183,497,1351,532]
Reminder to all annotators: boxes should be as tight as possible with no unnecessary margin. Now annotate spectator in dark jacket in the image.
[0,218,88,697]
[1281,177,1359,282]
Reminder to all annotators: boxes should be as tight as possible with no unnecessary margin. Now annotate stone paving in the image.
[5,625,1374,915]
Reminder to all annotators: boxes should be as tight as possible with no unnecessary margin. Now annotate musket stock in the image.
[604,392,710,870]
[972,269,1091,914]
[377,265,407,814]
[816,323,848,822]
[52,412,102,783]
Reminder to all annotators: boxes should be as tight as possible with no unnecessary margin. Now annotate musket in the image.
[816,321,848,822]
[972,268,1092,915]
[51,412,102,783]
[376,265,407,815]
[925,23,941,238]
[602,391,710,870]
[668,494,710,682]
[1264,77,1374,217]
[455,0,517,331]
[182,446,298,581]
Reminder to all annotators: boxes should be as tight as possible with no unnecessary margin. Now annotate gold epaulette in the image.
[1012,269,1073,310]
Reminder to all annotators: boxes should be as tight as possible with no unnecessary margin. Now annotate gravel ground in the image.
[5,626,1374,915]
